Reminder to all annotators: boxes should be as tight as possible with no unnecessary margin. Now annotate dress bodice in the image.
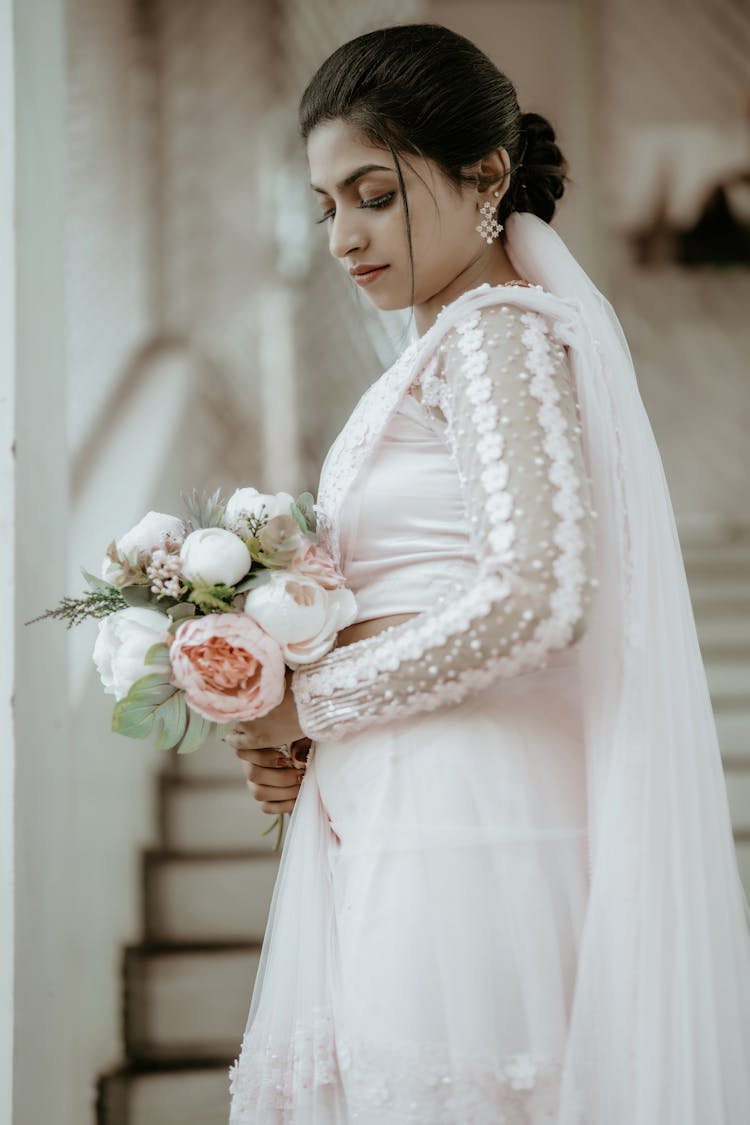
[293,298,598,743]
[338,390,477,623]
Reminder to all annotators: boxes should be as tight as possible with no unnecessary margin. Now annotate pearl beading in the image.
[292,303,597,742]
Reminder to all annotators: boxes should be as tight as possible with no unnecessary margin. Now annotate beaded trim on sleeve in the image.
[292,306,589,737]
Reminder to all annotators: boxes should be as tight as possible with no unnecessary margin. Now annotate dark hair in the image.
[298,22,568,311]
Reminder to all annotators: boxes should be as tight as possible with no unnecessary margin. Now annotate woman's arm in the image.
[291,301,598,742]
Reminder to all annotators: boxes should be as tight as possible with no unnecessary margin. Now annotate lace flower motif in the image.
[228,1006,569,1125]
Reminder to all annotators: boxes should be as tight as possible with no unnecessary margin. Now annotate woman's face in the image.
[306,117,507,314]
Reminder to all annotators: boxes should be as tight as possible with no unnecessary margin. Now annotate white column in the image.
[0,0,16,1120]
[10,2,73,1123]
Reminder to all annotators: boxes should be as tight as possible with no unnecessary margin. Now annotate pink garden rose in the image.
[290,542,346,589]
[169,613,285,723]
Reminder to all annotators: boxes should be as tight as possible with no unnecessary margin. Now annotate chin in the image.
[357,281,413,312]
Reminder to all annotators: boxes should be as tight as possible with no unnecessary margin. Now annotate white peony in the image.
[243,571,357,668]
[224,488,296,532]
[93,607,171,701]
[101,510,185,584]
[180,527,251,587]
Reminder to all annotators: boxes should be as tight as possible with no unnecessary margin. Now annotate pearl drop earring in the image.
[476,190,503,244]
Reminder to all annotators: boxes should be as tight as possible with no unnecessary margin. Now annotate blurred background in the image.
[3,1,750,1122]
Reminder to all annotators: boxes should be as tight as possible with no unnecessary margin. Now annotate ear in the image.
[471,146,512,206]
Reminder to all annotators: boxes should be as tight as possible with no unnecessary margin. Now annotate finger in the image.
[245,764,300,787]
[224,728,266,751]
[234,746,290,768]
[260,798,297,814]
[248,777,302,803]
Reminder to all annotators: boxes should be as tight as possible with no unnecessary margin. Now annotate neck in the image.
[413,239,525,336]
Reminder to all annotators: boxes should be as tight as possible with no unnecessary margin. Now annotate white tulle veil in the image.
[232,210,750,1124]
[502,209,750,1122]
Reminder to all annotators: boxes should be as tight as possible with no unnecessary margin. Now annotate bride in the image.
[225,22,750,1124]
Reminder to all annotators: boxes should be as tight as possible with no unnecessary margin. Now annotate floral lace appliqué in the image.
[228,1005,570,1124]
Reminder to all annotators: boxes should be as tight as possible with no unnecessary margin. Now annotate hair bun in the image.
[510,111,568,223]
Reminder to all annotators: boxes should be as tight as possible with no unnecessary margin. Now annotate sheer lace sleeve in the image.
[291,302,598,742]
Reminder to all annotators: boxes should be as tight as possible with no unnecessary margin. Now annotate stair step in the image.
[696,617,750,652]
[715,707,750,763]
[145,851,278,943]
[688,583,750,613]
[161,776,280,853]
[683,556,750,583]
[704,658,750,702]
[726,765,750,833]
[124,944,259,1062]
[97,1063,229,1125]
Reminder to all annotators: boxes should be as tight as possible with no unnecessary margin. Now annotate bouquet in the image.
[28,487,357,848]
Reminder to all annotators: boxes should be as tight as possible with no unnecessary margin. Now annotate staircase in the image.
[96,529,750,1125]
[682,528,750,892]
[96,741,278,1124]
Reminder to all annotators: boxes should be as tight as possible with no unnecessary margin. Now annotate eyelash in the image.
[315,192,397,225]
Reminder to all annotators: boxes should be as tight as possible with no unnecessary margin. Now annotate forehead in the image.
[307,119,395,191]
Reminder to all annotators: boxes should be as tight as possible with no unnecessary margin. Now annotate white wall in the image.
[12,2,74,1121]
[0,0,16,1119]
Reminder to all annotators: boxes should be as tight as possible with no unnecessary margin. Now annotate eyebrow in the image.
[310,163,395,194]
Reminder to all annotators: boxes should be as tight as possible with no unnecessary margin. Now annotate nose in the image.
[328,211,367,260]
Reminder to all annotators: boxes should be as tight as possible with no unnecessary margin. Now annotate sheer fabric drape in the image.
[229,212,750,1124]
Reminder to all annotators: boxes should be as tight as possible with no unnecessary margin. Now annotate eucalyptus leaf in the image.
[290,502,308,534]
[121,585,154,608]
[154,692,188,750]
[176,705,213,755]
[124,671,175,707]
[295,492,317,531]
[81,567,119,594]
[167,602,197,622]
[144,641,171,667]
[111,696,157,740]
[112,675,179,740]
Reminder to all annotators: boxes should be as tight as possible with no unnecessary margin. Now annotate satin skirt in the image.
[228,647,590,1125]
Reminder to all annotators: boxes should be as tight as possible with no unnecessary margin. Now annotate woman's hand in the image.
[232,741,310,814]
[225,668,306,751]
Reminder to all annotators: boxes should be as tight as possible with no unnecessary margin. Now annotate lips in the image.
[350,264,389,277]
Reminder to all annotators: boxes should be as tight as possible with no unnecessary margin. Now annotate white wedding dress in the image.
[228,213,750,1124]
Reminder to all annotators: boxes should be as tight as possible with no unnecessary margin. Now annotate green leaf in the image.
[144,642,171,667]
[111,674,178,740]
[81,567,118,594]
[175,705,213,755]
[167,602,197,622]
[112,696,157,740]
[187,584,236,613]
[182,487,225,530]
[289,502,308,534]
[125,671,175,705]
[121,584,154,608]
[154,692,188,750]
[295,492,317,532]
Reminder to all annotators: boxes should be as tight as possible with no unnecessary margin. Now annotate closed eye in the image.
[315,192,397,225]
